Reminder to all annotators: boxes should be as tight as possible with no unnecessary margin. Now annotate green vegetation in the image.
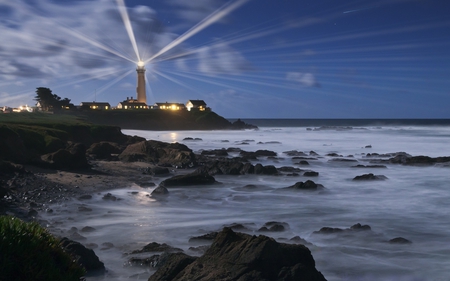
[34,87,74,111]
[0,216,85,281]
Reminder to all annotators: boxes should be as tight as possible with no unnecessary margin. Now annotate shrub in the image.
[0,216,85,281]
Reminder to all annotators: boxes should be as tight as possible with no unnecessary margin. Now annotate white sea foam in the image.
[42,126,450,280]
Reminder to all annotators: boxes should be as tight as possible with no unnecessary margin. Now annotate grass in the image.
[0,216,85,281]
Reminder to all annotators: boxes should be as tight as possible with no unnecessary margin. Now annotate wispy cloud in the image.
[286,72,321,88]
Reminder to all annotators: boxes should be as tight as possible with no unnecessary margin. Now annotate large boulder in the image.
[119,140,196,168]
[86,141,122,160]
[40,143,89,170]
[60,237,105,273]
[148,227,327,281]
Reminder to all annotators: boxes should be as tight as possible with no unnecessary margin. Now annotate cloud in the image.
[196,42,252,75]
[286,72,321,88]
[168,0,228,23]
[0,0,175,82]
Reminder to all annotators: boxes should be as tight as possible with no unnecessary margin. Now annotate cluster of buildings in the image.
[2,62,210,113]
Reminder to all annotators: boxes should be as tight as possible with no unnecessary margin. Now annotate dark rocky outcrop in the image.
[389,154,450,166]
[160,172,216,187]
[151,186,169,196]
[131,242,183,254]
[388,237,412,244]
[313,223,371,235]
[60,237,105,273]
[40,143,89,170]
[240,149,277,159]
[352,173,387,181]
[148,227,327,281]
[285,180,321,190]
[258,221,290,232]
[303,171,319,177]
[86,141,122,160]
[119,140,196,168]
[351,164,387,168]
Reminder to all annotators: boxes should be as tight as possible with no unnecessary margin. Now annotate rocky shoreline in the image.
[2,121,450,280]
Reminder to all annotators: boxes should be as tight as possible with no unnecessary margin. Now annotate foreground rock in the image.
[148,227,327,281]
[60,237,105,273]
[119,140,196,168]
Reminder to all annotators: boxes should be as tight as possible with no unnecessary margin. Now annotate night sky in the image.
[1,0,449,118]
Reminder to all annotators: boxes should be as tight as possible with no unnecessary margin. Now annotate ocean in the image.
[42,122,450,281]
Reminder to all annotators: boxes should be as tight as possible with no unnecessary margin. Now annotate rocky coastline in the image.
[2,119,449,280]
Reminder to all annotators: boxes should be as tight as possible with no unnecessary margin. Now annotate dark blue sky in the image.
[0,0,449,118]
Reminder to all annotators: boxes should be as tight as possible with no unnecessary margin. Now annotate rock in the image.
[41,143,89,170]
[389,154,450,166]
[297,160,309,165]
[189,232,218,243]
[148,227,327,281]
[313,223,372,235]
[119,140,196,168]
[126,255,161,268]
[231,118,258,130]
[150,166,171,176]
[200,149,228,157]
[283,150,307,156]
[131,242,183,254]
[328,158,358,162]
[258,221,289,232]
[286,180,319,190]
[81,226,96,233]
[102,193,117,201]
[351,164,387,168]
[240,149,277,159]
[160,172,216,187]
[262,165,278,175]
[60,237,105,272]
[78,194,92,200]
[389,237,412,244]
[303,171,319,177]
[86,141,122,160]
[352,173,387,181]
[151,186,169,196]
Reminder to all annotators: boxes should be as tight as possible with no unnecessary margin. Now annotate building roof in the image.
[187,100,207,106]
[155,102,186,107]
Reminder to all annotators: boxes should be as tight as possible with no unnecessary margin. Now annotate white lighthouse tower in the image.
[136,61,146,104]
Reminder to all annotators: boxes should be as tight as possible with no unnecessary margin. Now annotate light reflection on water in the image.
[42,126,450,281]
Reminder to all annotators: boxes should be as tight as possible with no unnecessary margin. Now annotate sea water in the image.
[41,125,450,281]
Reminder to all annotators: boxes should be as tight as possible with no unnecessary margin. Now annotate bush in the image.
[0,216,85,281]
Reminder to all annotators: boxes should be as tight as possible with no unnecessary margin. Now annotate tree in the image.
[34,87,73,111]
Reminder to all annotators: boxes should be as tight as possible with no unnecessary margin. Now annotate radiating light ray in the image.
[59,25,136,64]
[51,67,132,90]
[152,69,199,93]
[88,69,135,101]
[145,0,251,64]
[116,0,141,62]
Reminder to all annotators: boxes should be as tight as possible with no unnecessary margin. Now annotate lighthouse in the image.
[136,61,146,104]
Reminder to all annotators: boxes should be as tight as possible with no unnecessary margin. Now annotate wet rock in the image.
[297,160,310,165]
[151,186,169,196]
[40,143,89,170]
[313,223,372,235]
[353,173,388,181]
[200,149,228,157]
[389,237,412,244]
[351,164,387,168]
[118,140,196,168]
[283,150,307,156]
[223,222,254,231]
[303,171,319,177]
[160,172,216,187]
[60,237,105,273]
[290,236,312,245]
[328,158,358,162]
[101,242,114,249]
[183,137,202,141]
[81,226,96,233]
[102,193,117,201]
[189,232,218,243]
[86,141,122,160]
[286,180,320,190]
[126,255,160,268]
[148,227,326,281]
[258,221,289,232]
[240,149,277,159]
[131,242,183,254]
[389,154,450,166]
